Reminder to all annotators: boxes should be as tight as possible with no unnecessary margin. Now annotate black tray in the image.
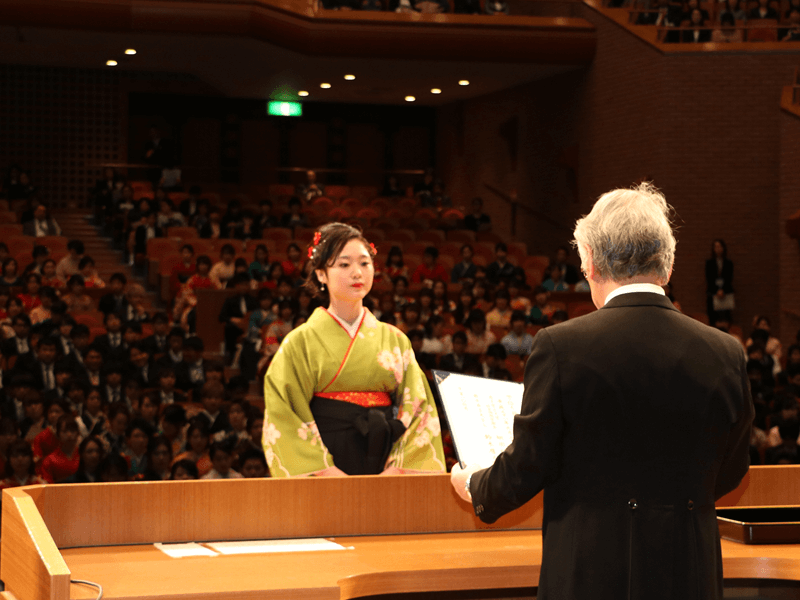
[717,507,800,544]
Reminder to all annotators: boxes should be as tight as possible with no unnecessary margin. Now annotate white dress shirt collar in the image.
[604,283,666,307]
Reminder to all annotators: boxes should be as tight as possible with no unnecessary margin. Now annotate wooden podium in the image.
[3,467,800,600]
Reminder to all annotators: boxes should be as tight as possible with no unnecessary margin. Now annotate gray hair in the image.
[572,183,676,283]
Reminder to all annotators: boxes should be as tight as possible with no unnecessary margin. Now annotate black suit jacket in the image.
[705,258,734,295]
[98,293,130,317]
[470,292,753,600]
[219,294,258,328]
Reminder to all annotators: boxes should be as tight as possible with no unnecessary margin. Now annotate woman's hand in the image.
[314,466,348,477]
[379,466,405,476]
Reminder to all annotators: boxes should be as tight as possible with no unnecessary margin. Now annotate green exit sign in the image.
[267,101,302,117]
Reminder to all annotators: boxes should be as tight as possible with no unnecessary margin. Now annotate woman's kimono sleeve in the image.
[262,331,333,477]
[385,336,446,472]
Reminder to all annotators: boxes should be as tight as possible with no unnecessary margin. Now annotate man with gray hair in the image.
[451,183,753,600]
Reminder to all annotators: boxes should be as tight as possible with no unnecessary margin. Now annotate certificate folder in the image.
[432,370,524,469]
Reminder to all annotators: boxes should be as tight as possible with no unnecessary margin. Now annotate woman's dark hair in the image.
[423,246,439,260]
[181,244,195,254]
[67,274,86,288]
[147,434,173,463]
[711,238,727,259]
[255,244,269,259]
[5,440,35,478]
[466,308,487,328]
[76,436,105,476]
[186,418,211,448]
[495,289,511,302]
[424,314,444,339]
[220,244,235,256]
[304,222,376,301]
[418,288,434,302]
[78,256,95,270]
[170,458,199,480]
[196,255,212,269]
[720,11,735,25]
[98,452,129,482]
[25,272,41,287]
[56,414,80,436]
[386,245,404,268]
[2,258,18,277]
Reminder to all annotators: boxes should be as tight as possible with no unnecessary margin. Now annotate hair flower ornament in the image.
[308,231,323,260]
[369,242,377,256]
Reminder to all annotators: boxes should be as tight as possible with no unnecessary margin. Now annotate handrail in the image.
[483,182,573,235]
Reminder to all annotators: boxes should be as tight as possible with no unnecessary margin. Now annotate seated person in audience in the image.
[439,331,480,374]
[408,329,437,372]
[551,246,580,285]
[786,344,800,369]
[124,418,153,477]
[210,244,236,289]
[683,8,712,41]
[61,275,94,313]
[411,247,448,287]
[247,288,276,342]
[414,168,435,201]
[398,303,425,336]
[56,240,84,283]
[280,196,311,230]
[636,0,674,25]
[40,259,63,291]
[221,200,245,239]
[463,197,491,232]
[63,436,105,483]
[239,447,269,478]
[65,322,90,371]
[159,161,182,191]
[272,276,296,306]
[550,310,569,325]
[2,313,33,362]
[122,320,144,353]
[281,243,305,283]
[17,273,42,313]
[21,336,60,393]
[77,387,107,439]
[101,402,130,456]
[452,285,475,327]
[202,439,243,479]
[483,343,512,381]
[160,404,188,456]
[141,435,173,481]
[20,392,46,442]
[132,210,163,261]
[259,262,284,291]
[175,255,218,331]
[486,289,513,329]
[156,198,185,230]
[719,0,746,22]
[782,9,800,40]
[785,363,800,397]
[170,458,199,480]
[765,418,800,464]
[681,0,709,21]
[421,315,451,355]
[23,203,61,237]
[747,330,776,386]
[64,380,87,416]
[432,280,454,315]
[507,280,531,313]
[465,309,496,355]
[23,245,50,277]
[39,415,80,483]
[173,418,212,477]
[199,207,223,239]
[141,312,170,359]
[192,200,210,232]
[98,273,129,316]
[296,171,325,203]
[204,360,227,387]
[418,288,435,323]
[179,185,202,222]
[542,265,569,292]
[486,242,515,285]
[157,327,187,373]
[383,246,409,284]
[29,286,56,326]
[176,336,208,395]
[259,300,296,366]
[32,399,68,464]
[375,293,397,323]
[169,244,196,297]
[219,273,258,360]
[501,310,535,356]
[98,452,130,482]
[451,244,477,285]
[749,0,778,19]
[78,344,105,388]
[46,362,73,403]
[484,0,509,14]
[126,342,157,389]
[391,276,411,312]
[214,399,251,444]
[454,0,481,14]
[196,382,230,436]
[155,367,185,406]
[713,11,744,41]
[249,244,272,281]
[380,175,403,197]
[747,315,782,368]
[472,281,493,313]
[0,258,21,289]
[78,256,105,289]
[0,440,46,490]
[256,199,279,233]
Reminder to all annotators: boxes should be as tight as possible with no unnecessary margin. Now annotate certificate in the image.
[432,370,523,469]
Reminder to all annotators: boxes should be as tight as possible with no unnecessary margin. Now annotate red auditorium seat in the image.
[369,198,392,214]
[363,228,386,242]
[405,241,430,256]
[507,242,528,265]
[6,236,33,256]
[311,196,336,211]
[263,228,293,244]
[523,255,550,273]
[327,207,351,221]
[355,207,381,224]
[447,230,476,243]
[0,224,23,237]
[417,230,446,243]
[351,186,378,202]
[293,227,317,244]
[325,185,351,200]
[440,208,464,221]
[414,208,438,221]
[147,238,181,256]
[268,184,295,198]
[341,198,364,214]
[38,236,67,253]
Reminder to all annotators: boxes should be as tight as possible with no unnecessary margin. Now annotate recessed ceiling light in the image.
[106,60,118,67]
[344,74,356,81]
[125,49,137,55]
[320,83,331,89]
[458,80,470,86]
[298,91,309,97]
[405,96,416,102]
[431,88,442,94]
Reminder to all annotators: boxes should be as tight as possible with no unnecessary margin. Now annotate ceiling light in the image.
[320,83,331,89]
[298,90,309,97]
[125,49,137,55]
[458,80,470,86]
[106,60,118,67]
[405,96,416,102]
[431,88,442,94]
[344,74,356,81]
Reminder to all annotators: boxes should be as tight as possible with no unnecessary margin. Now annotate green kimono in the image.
[263,307,445,477]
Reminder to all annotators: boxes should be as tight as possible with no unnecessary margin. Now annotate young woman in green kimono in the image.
[263,223,445,477]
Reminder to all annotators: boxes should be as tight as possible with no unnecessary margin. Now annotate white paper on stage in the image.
[205,538,346,555]
[432,370,524,469]
[154,542,219,558]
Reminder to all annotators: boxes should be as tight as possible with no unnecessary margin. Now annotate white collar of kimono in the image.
[326,306,366,338]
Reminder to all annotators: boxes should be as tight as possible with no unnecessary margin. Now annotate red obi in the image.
[315,391,392,408]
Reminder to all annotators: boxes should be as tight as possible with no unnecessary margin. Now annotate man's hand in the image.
[450,463,482,503]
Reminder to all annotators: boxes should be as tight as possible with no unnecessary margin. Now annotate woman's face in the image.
[10,453,32,476]
[128,428,149,455]
[757,318,770,332]
[4,260,17,278]
[713,241,724,257]
[150,443,171,473]
[59,426,79,448]
[433,282,445,297]
[27,278,40,294]
[256,248,267,263]
[85,391,102,414]
[82,441,102,472]
[189,428,208,453]
[111,413,128,436]
[172,466,194,480]
[496,297,509,311]
[8,302,22,318]
[229,404,247,430]
[249,418,264,441]
[47,404,65,426]
[316,239,374,305]
[43,261,56,277]
[288,246,301,262]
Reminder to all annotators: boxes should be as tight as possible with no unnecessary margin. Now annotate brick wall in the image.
[437,7,800,340]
